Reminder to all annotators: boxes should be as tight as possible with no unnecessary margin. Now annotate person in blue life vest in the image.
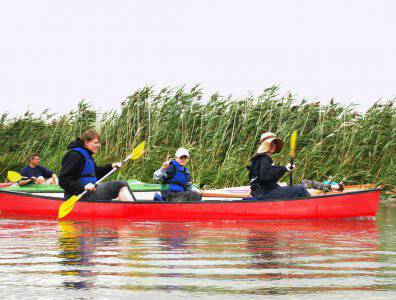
[153,148,202,202]
[19,153,58,186]
[59,130,135,201]
[247,132,310,200]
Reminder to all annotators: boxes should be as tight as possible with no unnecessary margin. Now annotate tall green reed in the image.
[0,86,394,190]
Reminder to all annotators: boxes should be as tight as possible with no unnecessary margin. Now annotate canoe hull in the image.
[0,189,380,221]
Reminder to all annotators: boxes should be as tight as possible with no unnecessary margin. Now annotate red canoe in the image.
[0,188,380,221]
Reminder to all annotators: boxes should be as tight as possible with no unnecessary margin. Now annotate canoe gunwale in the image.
[0,188,382,204]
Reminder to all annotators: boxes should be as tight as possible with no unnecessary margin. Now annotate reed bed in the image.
[0,86,395,190]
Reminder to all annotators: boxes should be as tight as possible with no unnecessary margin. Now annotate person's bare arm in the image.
[51,174,59,185]
[18,177,36,186]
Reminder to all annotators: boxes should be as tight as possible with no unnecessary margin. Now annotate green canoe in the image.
[1,180,163,193]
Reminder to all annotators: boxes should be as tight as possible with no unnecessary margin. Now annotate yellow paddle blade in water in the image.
[130,141,145,160]
[58,221,78,238]
[290,130,298,158]
[7,171,22,182]
[58,194,83,219]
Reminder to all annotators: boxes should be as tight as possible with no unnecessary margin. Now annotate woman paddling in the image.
[247,132,309,200]
[59,130,135,202]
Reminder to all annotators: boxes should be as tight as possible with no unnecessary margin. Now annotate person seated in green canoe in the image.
[59,130,135,202]
[153,148,202,202]
[19,153,58,186]
[246,132,310,200]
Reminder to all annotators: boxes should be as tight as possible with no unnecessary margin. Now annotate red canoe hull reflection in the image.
[0,189,380,221]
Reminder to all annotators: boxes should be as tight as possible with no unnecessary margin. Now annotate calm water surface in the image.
[0,204,395,299]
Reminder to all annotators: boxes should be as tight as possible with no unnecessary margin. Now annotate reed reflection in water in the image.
[0,213,395,299]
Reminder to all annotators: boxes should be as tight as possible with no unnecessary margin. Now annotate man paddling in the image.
[59,130,135,202]
[19,153,58,186]
[153,148,202,202]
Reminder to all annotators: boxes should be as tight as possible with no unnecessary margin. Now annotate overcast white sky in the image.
[0,0,395,116]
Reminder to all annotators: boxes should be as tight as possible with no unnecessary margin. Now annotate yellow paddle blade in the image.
[7,171,22,182]
[58,221,78,238]
[58,194,83,219]
[130,141,146,160]
[290,130,298,158]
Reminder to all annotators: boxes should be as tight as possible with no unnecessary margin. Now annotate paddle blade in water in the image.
[290,130,298,158]
[58,195,82,219]
[58,221,78,238]
[7,171,22,182]
[130,141,145,160]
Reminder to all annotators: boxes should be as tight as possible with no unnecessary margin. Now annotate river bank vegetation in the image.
[1,86,395,190]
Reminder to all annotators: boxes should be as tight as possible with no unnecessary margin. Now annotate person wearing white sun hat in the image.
[246,132,310,200]
[153,148,202,202]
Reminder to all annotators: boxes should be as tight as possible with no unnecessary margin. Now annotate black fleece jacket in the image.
[247,153,287,194]
[59,138,112,197]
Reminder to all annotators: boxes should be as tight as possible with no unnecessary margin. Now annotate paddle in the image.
[58,141,146,219]
[7,171,33,182]
[289,130,297,186]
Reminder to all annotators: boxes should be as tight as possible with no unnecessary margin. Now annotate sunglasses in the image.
[179,155,189,159]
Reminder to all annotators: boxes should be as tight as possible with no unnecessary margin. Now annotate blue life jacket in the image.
[72,147,98,185]
[162,159,191,192]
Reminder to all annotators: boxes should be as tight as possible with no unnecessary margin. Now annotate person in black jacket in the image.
[247,132,309,200]
[59,130,135,202]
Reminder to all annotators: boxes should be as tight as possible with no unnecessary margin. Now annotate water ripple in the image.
[0,206,395,298]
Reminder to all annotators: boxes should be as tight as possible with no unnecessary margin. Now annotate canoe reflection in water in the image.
[58,221,122,290]
[55,218,379,294]
[0,215,384,296]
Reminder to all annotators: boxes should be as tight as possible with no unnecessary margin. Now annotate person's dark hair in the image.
[29,153,39,161]
[81,130,101,144]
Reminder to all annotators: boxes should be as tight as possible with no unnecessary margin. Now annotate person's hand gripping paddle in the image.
[58,141,145,219]
[289,130,297,186]
[7,171,33,182]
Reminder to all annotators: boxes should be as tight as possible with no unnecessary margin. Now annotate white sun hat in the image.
[175,148,190,158]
